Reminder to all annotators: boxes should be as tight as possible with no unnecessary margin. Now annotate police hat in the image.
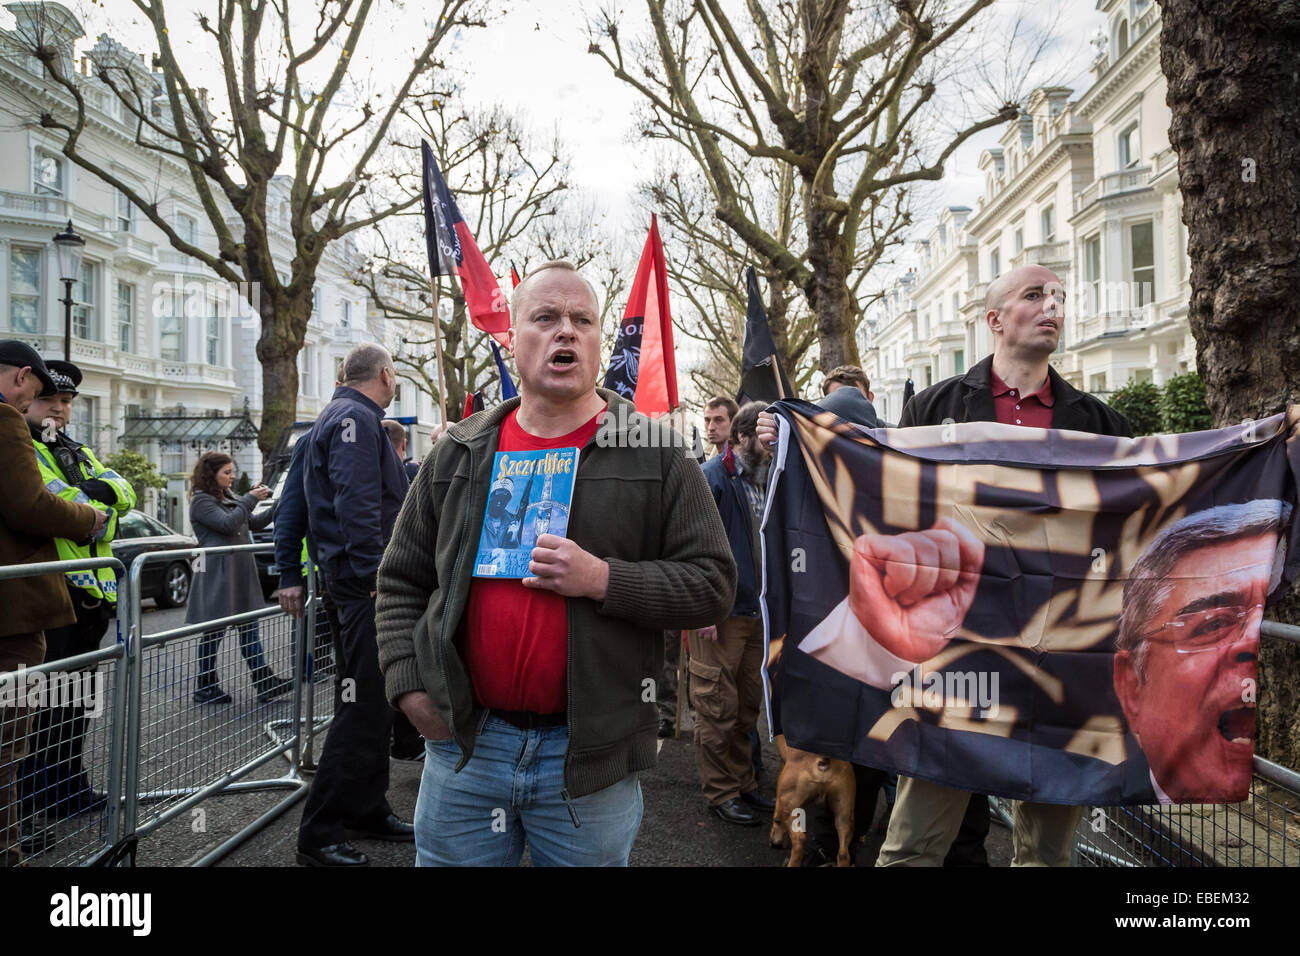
[0,340,57,397]
[45,359,82,395]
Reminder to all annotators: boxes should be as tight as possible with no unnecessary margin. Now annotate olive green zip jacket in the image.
[376,389,737,798]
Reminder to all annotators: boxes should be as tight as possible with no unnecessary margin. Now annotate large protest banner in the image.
[762,402,1300,806]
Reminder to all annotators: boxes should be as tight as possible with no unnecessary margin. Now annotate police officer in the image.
[20,360,135,819]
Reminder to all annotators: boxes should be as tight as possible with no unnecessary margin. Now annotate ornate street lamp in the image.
[52,219,85,360]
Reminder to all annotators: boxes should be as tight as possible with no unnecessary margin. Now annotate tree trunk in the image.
[803,196,861,371]
[1160,0,1300,767]
[254,288,310,465]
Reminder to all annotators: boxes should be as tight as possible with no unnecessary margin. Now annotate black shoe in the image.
[296,841,369,867]
[657,718,674,739]
[711,798,761,827]
[193,684,232,704]
[346,813,416,842]
[254,675,294,704]
[19,821,51,855]
[739,789,775,811]
[48,788,108,821]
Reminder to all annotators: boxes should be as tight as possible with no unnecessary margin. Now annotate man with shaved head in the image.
[879,263,1131,866]
[759,263,1130,865]
[377,260,735,866]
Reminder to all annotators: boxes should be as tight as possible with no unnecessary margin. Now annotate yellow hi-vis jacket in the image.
[32,433,136,605]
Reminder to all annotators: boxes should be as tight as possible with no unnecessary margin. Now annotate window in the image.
[1041,204,1056,242]
[72,262,97,340]
[206,301,222,366]
[1089,373,1108,393]
[1084,234,1102,316]
[66,396,97,446]
[312,287,321,317]
[1129,221,1155,306]
[952,292,961,319]
[117,281,134,352]
[925,365,933,388]
[116,189,135,232]
[1115,19,1130,58]
[9,247,41,333]
[954,349,965,375]
[160,293,184,361]
[341,300,351,329]
[1013,228,1024,254]
[299,344,316,397]
[176,212,197,245]
[32,148,64,197]
[989,248,1001,279]
[1119,122,1140,169]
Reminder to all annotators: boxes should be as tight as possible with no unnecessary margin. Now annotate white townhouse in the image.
[861,0,1193,408]
[0,2,402,530]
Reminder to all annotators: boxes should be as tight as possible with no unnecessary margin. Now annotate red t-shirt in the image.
[990,369,1055,428]
[461,407,603,714]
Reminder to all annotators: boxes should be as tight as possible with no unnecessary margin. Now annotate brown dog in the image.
[768,734,857,866]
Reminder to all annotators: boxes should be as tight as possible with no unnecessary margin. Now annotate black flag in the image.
[737,266,793,405]
[902,378,915,410]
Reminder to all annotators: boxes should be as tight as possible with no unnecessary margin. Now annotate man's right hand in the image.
[277,585,306,619]
[90,508,108,538]
[847,517,985,664]
[757,411,779,447]
[397,690,453,741]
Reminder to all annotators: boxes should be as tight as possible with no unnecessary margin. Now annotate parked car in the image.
[110,510,199,608]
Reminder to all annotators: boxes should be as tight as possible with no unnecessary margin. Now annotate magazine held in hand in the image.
[474,447,580,578]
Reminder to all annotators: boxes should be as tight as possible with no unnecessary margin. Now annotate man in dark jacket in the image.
[760,264,1131,867]
[376,261,735,866]
[882,265,1130,867]
[295,343,413,867]
[0,341,104,865]
[692,401,775,826]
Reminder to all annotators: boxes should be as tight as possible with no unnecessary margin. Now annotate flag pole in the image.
[771,355,786,399]
[430,276,449,424]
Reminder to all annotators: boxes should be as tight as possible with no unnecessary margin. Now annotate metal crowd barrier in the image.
[0,547,337,867]
[1064,620,1300,867]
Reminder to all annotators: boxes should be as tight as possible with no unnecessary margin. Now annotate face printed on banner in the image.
[512,269,601,404]
[986,265,1064,357]
[1114,532,1275,802]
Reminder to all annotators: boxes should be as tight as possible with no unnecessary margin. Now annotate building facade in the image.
[0,2,412,531]
[862,0,1193,419]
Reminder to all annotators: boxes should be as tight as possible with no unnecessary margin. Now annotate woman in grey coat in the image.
[187,451,291,704]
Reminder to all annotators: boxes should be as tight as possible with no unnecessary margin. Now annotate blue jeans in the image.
[414,716,643,866]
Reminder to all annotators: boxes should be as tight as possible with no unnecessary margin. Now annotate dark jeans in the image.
[297,576,394,848]
[197,620,267,685]
[19,596,110,815]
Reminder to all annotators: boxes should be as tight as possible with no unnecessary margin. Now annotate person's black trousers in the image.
[944,791,992,867]
[297,576,394,849]
[20,593,110,814]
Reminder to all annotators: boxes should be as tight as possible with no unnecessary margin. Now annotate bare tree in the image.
[10,0,485,460]
[591,0,1019,371]
[1159,0,1300,765]
[358,101,627,417]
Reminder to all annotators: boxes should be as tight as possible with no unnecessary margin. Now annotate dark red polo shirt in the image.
[990,369,1054,428]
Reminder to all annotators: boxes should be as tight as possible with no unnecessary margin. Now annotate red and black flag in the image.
[421,141,511,348]
[737,265,792,405]
[602,214,677,416]
[462,391,485,420]
[510,262,521,289]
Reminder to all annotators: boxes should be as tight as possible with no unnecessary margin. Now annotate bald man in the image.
[758,265,1130,866]
[883,264,1131,867]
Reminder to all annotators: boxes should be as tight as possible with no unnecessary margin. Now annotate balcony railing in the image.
[1011,241,1072,269]
[1076,309,1149,342]
[157,249,220,276]
[1073,167,1152,215]
[0,189,112,233]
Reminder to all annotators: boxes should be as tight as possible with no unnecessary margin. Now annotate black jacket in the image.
[702,445,762,617]
[304,386,410,585]
[817,386,881,428]
[272,438,311,588]
[899,355,1132,437]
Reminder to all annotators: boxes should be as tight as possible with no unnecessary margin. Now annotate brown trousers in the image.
[689,616,764,806]
[1,631,45,867]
